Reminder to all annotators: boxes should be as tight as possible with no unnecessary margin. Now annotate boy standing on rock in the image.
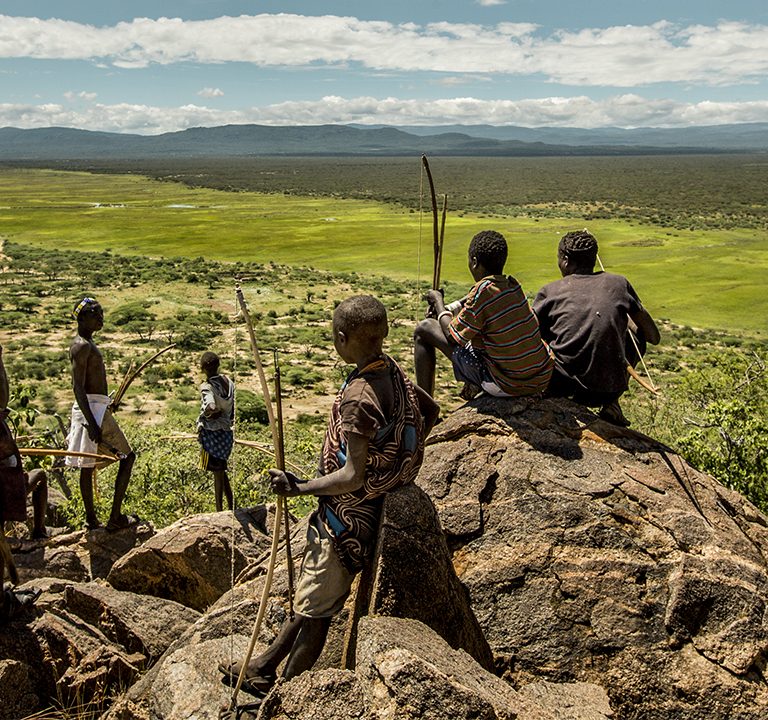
[532,230,660,426]
[414,229,553,400]
[197,351,235,512]
[220,295,438,696]
[66,298,135,531]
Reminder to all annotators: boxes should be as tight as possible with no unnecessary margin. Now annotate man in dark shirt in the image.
[533,230,660,426]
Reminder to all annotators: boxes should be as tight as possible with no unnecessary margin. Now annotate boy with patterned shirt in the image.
[414,229,553,400]
[220,295,439,697]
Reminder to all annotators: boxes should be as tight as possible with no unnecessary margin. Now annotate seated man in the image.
[413,229,553,400]
[532,230,660,425]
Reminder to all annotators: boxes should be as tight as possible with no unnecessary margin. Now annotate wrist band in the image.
[437,310,453,322]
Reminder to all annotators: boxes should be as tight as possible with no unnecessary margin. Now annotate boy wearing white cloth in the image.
[66,298,134,531]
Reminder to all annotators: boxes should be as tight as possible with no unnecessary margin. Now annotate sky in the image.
[1,1,767,134]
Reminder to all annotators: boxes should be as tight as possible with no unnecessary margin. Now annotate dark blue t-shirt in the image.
[533,272,642,394]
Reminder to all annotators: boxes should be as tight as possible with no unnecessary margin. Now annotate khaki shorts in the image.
[294,513,356,619]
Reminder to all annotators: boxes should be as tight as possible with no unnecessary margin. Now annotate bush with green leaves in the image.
[674,351,768,510]
[633,346,768,513]
[236,389,269,424]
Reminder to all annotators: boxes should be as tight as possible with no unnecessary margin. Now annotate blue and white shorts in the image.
[451,345,508,397]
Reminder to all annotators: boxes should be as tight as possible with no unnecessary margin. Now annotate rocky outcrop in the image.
[261,616,612,720]
[417,396,768,719]
[8,394,768,720]
[107,507,272,611]
[0,578,200,719]
[11,522,154,584]
[103,485,494,719]
[355,482,494,670]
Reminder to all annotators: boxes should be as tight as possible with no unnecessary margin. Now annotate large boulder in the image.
[101,486,494,719]
[417,396,768,719]
[11,522,154,584]
[107,507,272,611]
[103,514,312,720]
[62,582,200,661]
[0,578,200,718]
[261,616,612,720]
[0,659,41,720]
[358,482,493,670]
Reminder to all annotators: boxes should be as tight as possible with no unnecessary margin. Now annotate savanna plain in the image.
[0,154,766,528]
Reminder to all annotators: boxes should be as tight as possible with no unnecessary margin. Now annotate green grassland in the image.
[0,162,766,527]
[0,167,765,335]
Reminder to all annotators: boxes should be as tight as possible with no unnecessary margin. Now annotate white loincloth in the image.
[65,394,111,468]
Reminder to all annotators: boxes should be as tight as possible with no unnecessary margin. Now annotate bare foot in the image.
[599,400,630,427]
[460,382,482,401]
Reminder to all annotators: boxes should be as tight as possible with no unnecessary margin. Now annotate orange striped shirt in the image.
[448,275,553,396]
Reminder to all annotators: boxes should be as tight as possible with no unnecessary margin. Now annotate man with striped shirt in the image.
[414,230,553,400]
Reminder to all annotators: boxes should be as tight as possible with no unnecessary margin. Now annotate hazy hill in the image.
[0,123,742,160]
[362,122,768,150]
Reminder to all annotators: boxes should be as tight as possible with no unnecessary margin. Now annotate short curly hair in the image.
[200,351,220,372]
[469,230,508,274]
[559,230,598,267]
[333,295,388,343]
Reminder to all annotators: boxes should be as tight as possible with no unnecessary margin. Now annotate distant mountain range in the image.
[352,122,768,150]
[0,122,766,160]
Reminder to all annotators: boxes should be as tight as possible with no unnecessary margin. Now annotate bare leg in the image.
[214,470,234,511]
[225,614,303,681]
[27,469,48,539]
[79,467,100,528]
[282,616,332,680]
[109,451,135,523]
[413,319,454,397]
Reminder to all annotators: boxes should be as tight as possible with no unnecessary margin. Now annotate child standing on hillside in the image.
[414,229,553,399]
[220,295,438,697]
[197,351,235,512]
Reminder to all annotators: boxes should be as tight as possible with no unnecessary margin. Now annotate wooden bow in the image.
[17,447,118,462]
[112,343,176,411]
[227,285,292,714]
[421,154,447,290]
[596,252,658,395]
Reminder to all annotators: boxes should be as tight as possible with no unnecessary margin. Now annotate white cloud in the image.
[1,95,767,134]
[477,0,507,6]
[198,87,224,98]
[0,14,767,87]
[64,90,97,102]
[436,75,492,86]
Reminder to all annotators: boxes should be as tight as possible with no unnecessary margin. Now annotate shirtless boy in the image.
[0,345,47,540]
[1,345,45,623]
[65,298,135,531]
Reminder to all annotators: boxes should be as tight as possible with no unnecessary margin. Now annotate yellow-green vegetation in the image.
[0,167,765,335]
[0,237,458,528]
[0,161,766,527]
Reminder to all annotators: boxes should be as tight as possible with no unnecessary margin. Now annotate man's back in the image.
[533,271,641,394]
[449,275,553,395]
[69,335,108,395]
